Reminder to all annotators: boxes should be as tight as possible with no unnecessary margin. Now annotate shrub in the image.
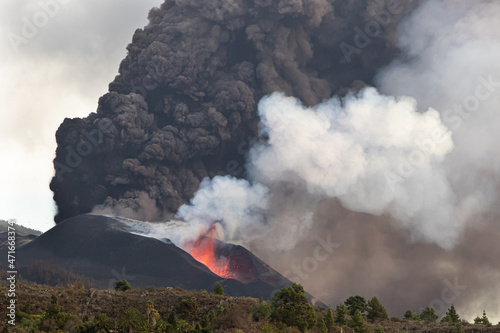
[252,300,272,321]
[176,298,199,321]
[115,279,132,291]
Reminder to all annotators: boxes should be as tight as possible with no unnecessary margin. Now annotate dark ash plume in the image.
[51,0,419,222]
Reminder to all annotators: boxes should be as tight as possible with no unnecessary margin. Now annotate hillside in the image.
[0,281,499,333]
[0,220,41,236]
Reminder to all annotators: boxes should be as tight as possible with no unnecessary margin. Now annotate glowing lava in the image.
[187,226,236,279]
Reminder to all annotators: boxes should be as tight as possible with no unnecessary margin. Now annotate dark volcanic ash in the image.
[50,0,419,222]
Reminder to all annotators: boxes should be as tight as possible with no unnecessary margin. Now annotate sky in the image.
[0,0,162,232]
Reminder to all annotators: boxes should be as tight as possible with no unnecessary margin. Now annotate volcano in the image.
[15,214,323,304]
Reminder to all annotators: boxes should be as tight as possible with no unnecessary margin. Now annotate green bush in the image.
[115,279,132,291]
[176,298,199,321]
[271,283,316,332]
[252,300,272,321]
[212,282,224,295]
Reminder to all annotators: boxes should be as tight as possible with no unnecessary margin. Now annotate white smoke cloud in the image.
[179,0,500,253]
[178,88,463,249]
[177,177,269,243]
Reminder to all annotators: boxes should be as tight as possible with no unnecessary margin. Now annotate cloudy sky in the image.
[0,0,162,231]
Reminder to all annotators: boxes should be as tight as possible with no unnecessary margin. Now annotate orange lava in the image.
[188,226,236,279]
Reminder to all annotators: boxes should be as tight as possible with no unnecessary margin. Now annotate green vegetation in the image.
[2,281,498,332]
[367,297,389,322]
[334,304,348,326]
[212,282,224,295]
[270,283,316,332]
[349,309,367,333]
[419,306,438,323]
[114,279,132,291]
[474,310,491,326]
[441,304,460,323]
[344,295,367,315]
[323,307,334,330]
[252,299,272,322]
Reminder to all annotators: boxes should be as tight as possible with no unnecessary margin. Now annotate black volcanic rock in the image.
[16,214,322,303]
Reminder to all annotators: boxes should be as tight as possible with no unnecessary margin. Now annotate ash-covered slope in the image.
[50,0,420,223]
[16,214,320,302]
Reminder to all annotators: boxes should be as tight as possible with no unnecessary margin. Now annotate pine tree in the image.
[474,310,491,325]
[455,320,464,333]
[323,307,334,330]
[447,305,460,323]
[404,310,413,320]
[481,310,491,326]
[420,307,438,323]
[441,313,452,323]
[212,283,224,295]
[319,318,328,333]
[367,297,389,322]
[345,296,367,315]
[271,283,316,331]
[374,325,384,333]
[334,304,347,326]
[349,309,367,333]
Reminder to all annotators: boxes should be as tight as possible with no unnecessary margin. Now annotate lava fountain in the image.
[186,225,237,279]
[185,224,256,282]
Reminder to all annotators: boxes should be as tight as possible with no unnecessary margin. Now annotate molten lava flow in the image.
[188,226,236,279]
